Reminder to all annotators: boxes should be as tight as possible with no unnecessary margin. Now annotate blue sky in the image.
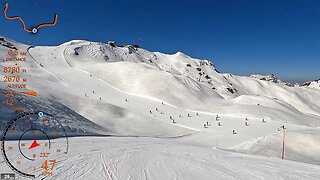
[1,0,320,82]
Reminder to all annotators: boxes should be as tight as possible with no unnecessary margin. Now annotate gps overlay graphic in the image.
[3,2,58,34]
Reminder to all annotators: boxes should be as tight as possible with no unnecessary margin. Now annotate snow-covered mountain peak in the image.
[302,79,320,89]
[1,36,320,178]
[250,73,282,83]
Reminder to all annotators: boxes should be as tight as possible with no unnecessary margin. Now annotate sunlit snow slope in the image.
[1,36,320,179]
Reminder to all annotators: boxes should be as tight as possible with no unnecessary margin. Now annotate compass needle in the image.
[28,140,40,149]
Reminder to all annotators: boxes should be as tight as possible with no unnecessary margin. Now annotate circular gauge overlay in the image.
[1,112,68,178]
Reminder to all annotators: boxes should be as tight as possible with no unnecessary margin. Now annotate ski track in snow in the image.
[0,137,316,180]
[3,137,313,180]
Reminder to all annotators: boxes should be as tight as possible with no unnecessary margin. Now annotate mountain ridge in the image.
[1,36,320,168]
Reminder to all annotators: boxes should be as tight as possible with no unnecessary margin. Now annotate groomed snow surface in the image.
[1,36,320,179]
[2,137,320,180]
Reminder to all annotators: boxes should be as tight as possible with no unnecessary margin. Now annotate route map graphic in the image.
[3,2,58,34]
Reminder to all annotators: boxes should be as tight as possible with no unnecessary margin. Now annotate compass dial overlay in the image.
[1,112,68,178]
